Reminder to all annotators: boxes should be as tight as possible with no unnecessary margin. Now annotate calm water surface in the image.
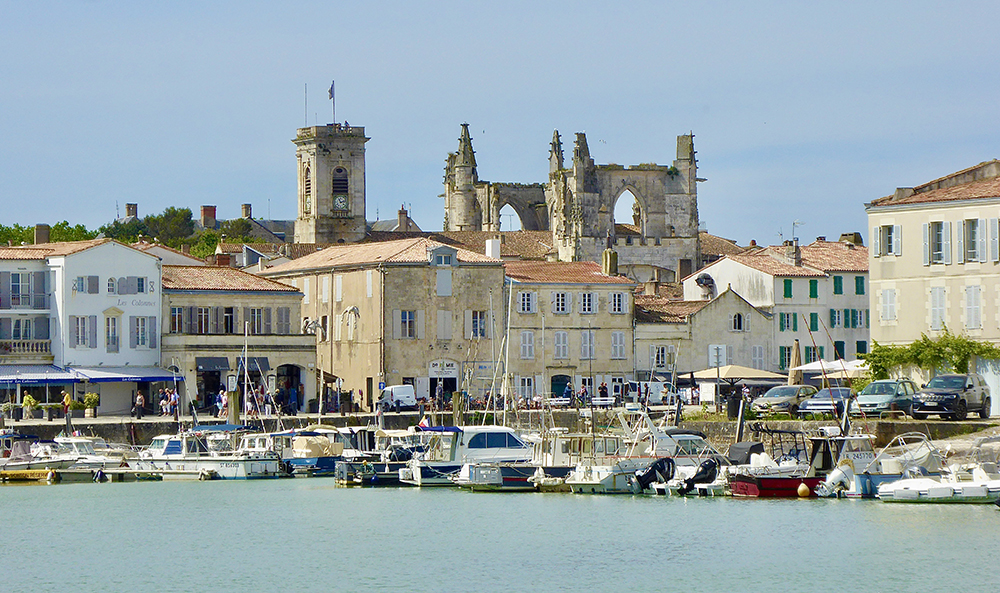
[3,479,997,592]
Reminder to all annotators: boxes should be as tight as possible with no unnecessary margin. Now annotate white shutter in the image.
[956,220,965,264]
[534,374,544,396]
[416,310,425,340]
[726,345,733,365]
[335,275,343,302]
[893,225,902,256]
[531,292,538,313]
[979,219,988,262]
[872,226,881,258]
[992,218,1000,262]
[392,310,401,339]
[922,223,930,266]
[464,310,473,338]
[943,222,952,264]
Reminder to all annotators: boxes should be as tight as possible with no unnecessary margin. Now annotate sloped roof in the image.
[131,242,205,262]
[162,265,298,292]
[634,295,711,323]
[869,160,1000,207]
[1,238,134,260]
[723,252,825,278]
[699,231,745,257]
[504,261,634,285]
[217,242,282,255]
[797,240,868,272]
[361,230,553,260]
[262,237,498,275]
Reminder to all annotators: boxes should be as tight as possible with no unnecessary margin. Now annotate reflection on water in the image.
[4,480,996,592]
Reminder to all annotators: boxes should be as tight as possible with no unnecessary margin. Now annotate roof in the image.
[131,242,205,262]
[869,159,1000,208]
[634,296,711,323]
[0,238,135,260]
[216,242,282,255]
[504,261,634,285]
[699,231,745,257]
[162,265,299,292]
[262,237,499,275]
[362,230,554,260]
[700,240,867,279]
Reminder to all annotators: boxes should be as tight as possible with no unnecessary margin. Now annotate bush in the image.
[83,393,100,408]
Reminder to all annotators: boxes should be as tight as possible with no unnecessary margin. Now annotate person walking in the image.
[61,391,71,416]
[134,391,145,420]
[170,389,180,421]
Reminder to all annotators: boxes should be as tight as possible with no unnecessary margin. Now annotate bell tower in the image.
[293,123,369,244]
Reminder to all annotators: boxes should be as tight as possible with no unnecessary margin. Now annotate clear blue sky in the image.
[3,1,999,246]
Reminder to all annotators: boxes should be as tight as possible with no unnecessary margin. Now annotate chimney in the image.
[485,235,501,259]
[601,248,618,276]
[215,253,231,267]
[816,236,826,242]
[643,280,658,296]
[180,244,191,254]
[839,232,864,247]
[398,204,408,232]
[201,205,217,229]
[125,203,138,218]
[34,224,50,245]
[785,238,801,266]
[241,203,252,219]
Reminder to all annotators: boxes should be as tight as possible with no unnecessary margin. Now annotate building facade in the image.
[293,124,369,244]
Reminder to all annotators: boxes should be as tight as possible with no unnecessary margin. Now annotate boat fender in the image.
[47,469,57,483]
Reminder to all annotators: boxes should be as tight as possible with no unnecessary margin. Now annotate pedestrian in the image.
[220,391,229,418]
[216,389,226,418]
[579,384,589,406]
[61,391,71,415]
[435,382,444,409]
[170,389,180,421]
[134,391,145,420]
[599,382,608,402]
[563,382,574,402]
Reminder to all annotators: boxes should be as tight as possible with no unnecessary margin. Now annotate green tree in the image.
[0,224,33,245]
[220,218,253,242]
[98,218,149,243]
[187,230,220,259]
[49,221,98,242]
[144,207,195,246]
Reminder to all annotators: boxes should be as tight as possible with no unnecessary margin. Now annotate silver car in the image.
[751,385,818,416]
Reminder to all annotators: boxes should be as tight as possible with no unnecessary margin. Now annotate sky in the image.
[3,1,1000,246]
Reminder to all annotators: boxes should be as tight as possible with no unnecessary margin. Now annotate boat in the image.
[816,432,944,498]
[134,425,287,479]
[237,429,344,477]
[877,436,1000,503]
[399,425,533,487]
[1,431,78,471]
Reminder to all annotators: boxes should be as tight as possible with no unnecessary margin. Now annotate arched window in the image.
[332,167,349,211]
[732,313,745,332]
[303,166,312,214]
[107,277,116,294]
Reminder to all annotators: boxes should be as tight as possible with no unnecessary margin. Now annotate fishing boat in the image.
[134,425,286,479]
[399,425,533,487]
[877,436,1000,503]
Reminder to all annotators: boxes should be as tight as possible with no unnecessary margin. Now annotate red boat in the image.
[729,473,825,498]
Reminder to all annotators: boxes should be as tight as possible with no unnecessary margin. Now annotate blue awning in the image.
[196,357,230,372]
[0,365,80,385]
[237,357,270,373]
[70,366,184,383]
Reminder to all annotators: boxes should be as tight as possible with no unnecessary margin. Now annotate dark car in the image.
[796,387,856,418]
[912,374,991,421]
[850,379,918,417]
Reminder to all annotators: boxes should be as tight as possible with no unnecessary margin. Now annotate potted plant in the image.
[22,394,40,420]
[1,401,15,420]
[84,393,100,418]
[69,400,86,418]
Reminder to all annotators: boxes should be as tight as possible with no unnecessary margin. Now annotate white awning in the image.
[70,366,184,383]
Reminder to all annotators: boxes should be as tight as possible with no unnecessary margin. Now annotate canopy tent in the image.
[691,365,787,384]
[825,360,870,380]
[0,365,80,385]
[790,360,850,373]
[70,366,183,383]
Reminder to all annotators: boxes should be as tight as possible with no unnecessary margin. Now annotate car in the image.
[850,379,919,417]
[911,374,991,421]
[751,384,818,415]
[377,384,418,411]
[796,387,856,418]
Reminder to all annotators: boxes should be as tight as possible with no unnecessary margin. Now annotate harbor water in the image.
[4,479,996,592]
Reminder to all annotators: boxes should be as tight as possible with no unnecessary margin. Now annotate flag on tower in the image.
[328,80,335,100]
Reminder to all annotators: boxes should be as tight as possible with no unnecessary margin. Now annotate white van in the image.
[627,381,679,405]
[378,385,418,411]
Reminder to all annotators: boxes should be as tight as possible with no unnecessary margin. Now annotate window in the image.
[107,278,116,294]
[959,219,987,263]
[320,315,328,341]
[136,277,146,294]
[930,287,946,331]
[751,345,764,370]
[580,292,595,314]
[580,330,595,360]
[778,312,797,332]
[855,276,865,295]
[12,318,31,340]
[924,221,951,265]
[833,276,843,295]
[170,307,183,333]
[303,166,312,214]
[966,285,982,329]
[520,331,535,359]
[196,307,210,334]
[829,308,842,329]
[610,292,626,314]
[553,331,568,359]
[809,312,819,332]
[249,308,263,335]
[75,316,88,347]
[881,289,897,322]
[834,341,845,359]
[652,345,673,369]
[804,346,824,363]
[611,331,626,360]
[105,316,118,353]
[11,273,31,307]
[434,254,452,266]
[856,341,868,355]
[400,311,416,339]
[471,311,488,338]
[553,292,569,314]
[518,376,534,399]
[873,224,902,257]
[517,292,536,314]
[809,279,819,299]
[783,279,793,299]
[732,313,745,332]
[223,307,235,334]
[778,346,791,371]
[73,276,85,292]
[136,316,147,347]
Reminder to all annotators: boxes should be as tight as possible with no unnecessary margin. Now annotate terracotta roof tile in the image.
[869,160,1000,207]
[0,248,51,260]
[262,237,498,275]
[796,241,868,272]
[162,265,298,292]
[360,230,554,260]
[504,261,634,285]
[699,231,745,257]
[634,295,711,323]
[1,238,137,260]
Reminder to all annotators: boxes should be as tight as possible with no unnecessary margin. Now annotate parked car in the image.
[796,387,856,418]
[911,374,991,421]
[751,384,818,415]
[850,379,918,417]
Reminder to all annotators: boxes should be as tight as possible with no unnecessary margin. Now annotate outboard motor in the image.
[816,465,851,498]
[386,446,414,462]
[677,458,719,495]
[903,465,929,479]
[633,457,676,491]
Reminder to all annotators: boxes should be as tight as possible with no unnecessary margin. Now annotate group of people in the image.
[212,383,300,419]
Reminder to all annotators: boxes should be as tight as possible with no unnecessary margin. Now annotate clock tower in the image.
[293,123,369,244]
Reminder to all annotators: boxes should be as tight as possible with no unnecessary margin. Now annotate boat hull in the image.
[134,457,285,479]
[455,464,573,492]
[729,474,824,498]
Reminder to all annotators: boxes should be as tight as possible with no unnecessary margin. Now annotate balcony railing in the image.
[0,339,53,356]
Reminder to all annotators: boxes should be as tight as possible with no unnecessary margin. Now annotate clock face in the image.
[333,195,348,211]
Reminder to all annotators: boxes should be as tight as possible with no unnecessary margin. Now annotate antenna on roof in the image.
[116,200,120,219]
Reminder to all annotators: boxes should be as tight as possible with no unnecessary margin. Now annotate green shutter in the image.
[818,346,825,359]
[829,309,836,328]
[835,341,845,359]
[865,309,870,328]
[779,346,787,370]
[855,276,865,295]
[792,314,798,331]
[844,309,850,327]
[810,312,818,332]
[784,279,793,299]
[809,279,819,299]
[857,341,868,355]
[833,276,843,295]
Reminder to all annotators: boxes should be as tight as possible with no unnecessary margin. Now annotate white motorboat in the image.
[816,432,944,498]
[1,431,78,471]
[878,435,1000,503]
[400,425,532,487]
[134,425,286,479]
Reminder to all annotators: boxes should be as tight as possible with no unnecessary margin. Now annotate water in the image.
[3,479,997,592]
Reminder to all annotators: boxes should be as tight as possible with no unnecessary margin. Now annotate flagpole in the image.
[329,80,335,124]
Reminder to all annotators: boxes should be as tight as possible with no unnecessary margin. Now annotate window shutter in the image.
[34,316,49,339]
[242,307,250,333]
[129,316,138,348]
[830,309,837,328]
[392,310,401,339]
[148,317,157,349]
[726,345,733,365]
[33,271,47,308]
[856,275,865,295]
[0,272,10,310]
[779,346,787,370]
[893,225,902,256]
[992,218,1000,262]
[872,227,880,258]
[85,315,96,348]
[792,314,798,332]
[263,308,272,334]
[531,292,538,313]
[416,310,425,340]
[818,346,825,360]
[943,222,952,264]
[210,307,220,334]
[87,275,98,294]
[127,276,138,294]
[979,218,988,262]
[550,291,556,310]
[956,220,965,264]
[182,307,192,334]
[464,310,473,338]
[779,313,786,332]
[922,223,930,266]
[279,307,290,334]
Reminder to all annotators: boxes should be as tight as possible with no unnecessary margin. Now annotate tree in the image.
[220,218,253,242]
[144,207,195,246]
[98,218,149,243]
[863,328,1000,378]
[187,230,220,259]
[49,221,97,242]
[0,224,33,246]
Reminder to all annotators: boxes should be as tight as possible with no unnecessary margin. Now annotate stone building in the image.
[293,124,369,244]
[260,237,504,410]
[503,260,635,401]
[866,159,1000,415]
[160,265,315,410]
[442,124,701,281]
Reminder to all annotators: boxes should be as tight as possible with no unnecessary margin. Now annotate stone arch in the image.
[492,186,548,231]
[610,184,649,234]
